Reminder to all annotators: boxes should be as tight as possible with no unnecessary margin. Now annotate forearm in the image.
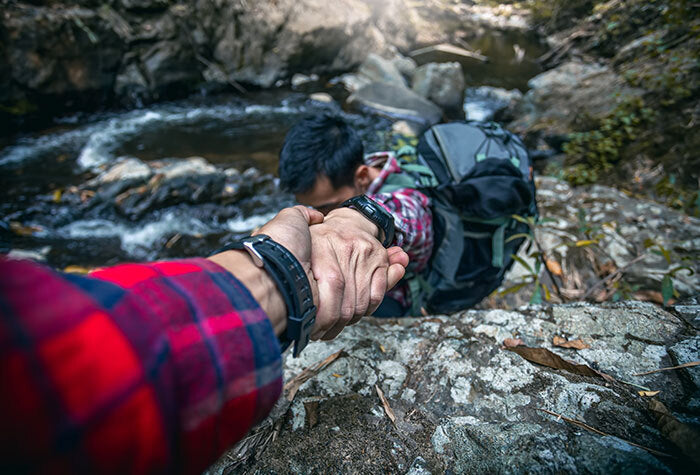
[0,257,283,474]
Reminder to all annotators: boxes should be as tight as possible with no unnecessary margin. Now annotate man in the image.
[279,114,433,316]
[0,206,408,474]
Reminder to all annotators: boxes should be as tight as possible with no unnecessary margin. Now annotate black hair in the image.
[278,114,364,193]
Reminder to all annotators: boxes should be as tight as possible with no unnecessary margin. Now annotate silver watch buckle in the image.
[242,235,270,268]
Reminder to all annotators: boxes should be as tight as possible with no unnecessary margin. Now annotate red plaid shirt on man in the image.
[0,256,282,474]
[365,151,434,312]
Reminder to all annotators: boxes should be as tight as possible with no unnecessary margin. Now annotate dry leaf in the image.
[632,290,665,305]
[648,399,700,464]
[284,349,344,401]
[545,259,563,276]
[9,222,43,237]
[507,345,615,382]
[638,390,660,397]
[552,336,591,350]
[375,384,396,426]
[539,409,670,458]
[52,189,62,203]
[635,361,700,376]
[63,265,93,274]
[303,400,319,429]
[503,338,524,348]
[331,373,342,378]
[379,344,386,353]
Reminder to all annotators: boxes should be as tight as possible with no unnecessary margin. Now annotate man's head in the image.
[279,114,374,214]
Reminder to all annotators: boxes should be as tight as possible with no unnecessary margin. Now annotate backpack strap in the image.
[378,162,438,194]
[462,216,511,268]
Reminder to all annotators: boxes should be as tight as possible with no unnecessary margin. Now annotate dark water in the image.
[0,28,546,269]
[415,29,547,92]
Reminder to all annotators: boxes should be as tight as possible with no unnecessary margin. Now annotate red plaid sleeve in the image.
[0,256,282,475]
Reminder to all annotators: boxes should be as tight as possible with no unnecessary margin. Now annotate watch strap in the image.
[213,235,316,357]
[341,195,395,247]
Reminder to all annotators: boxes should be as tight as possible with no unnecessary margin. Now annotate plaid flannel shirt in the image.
[0,256,282,474]
[366,151,434,311]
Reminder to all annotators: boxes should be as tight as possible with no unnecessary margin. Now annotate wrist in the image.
[326,207,382,239]
[207,250,287,336]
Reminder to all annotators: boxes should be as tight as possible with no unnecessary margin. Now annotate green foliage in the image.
[562,97,655,185]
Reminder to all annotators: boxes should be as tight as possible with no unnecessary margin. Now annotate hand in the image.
[309,208,408,340]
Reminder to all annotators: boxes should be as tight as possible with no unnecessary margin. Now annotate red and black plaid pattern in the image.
[366,151,434,310]
[0,256,282,474]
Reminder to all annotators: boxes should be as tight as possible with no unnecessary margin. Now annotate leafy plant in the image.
[644,239,695,305]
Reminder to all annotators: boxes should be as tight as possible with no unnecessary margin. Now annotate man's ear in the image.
[354,165,371,192]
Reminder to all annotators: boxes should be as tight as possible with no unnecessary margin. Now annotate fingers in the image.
[387,262,406,289]
[367,265,388,316]
[387,246,409,268]
[310,262,345,340]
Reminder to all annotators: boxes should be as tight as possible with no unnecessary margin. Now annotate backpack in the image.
[379,121,538,315]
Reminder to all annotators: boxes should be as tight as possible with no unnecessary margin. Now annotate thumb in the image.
[292,205,324,225]
[387,262,406,290]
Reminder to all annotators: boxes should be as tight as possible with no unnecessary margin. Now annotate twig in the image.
[375,384,397,427]
[635,361,700,376]
[618,379,652,391]
[284,349,345,401]
[583,253,648,300]
[538,409,672,458]
[531,226,565,302]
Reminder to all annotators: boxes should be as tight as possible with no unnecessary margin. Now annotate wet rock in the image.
[508,61,644,144]
[213,301,698,472]
[291,73,320,89]
[331,73,372,93]
[90,158,153,185]
[463,86,523,121]
[412,62,465,110]
[308,92,334,104]
[391,54,418,81]
[358,53,407,87]
[348,82,442,129]
[118,0,170,12]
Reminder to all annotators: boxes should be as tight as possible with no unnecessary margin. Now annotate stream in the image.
[0,28,546,269]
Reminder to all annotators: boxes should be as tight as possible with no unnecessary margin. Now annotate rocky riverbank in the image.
[208,300,700,473]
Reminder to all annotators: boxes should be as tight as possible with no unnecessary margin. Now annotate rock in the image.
[391,54,418,80]
[291,73,320,89]
[412,62,465,110]
[211,301,698,472]
[508,61,644,142]
[308,92,334,104]
[493,177,700,308]
[331,73,372,93]
[358,53,407,87]
[348,82,442,128]
[90,158,153,185]
[140,40,201,91]
[463,86,523,121]
[391,120,422,137]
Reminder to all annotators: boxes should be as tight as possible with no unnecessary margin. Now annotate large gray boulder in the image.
[508,61,644,140]
[210,301,699,473]
[358,53,408,88]
[412,61,466,110]
[348,82,443,129]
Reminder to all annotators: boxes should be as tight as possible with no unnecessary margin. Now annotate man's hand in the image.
[309,207,408,340]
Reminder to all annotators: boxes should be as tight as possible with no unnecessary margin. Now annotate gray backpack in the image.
[379,121,537,314]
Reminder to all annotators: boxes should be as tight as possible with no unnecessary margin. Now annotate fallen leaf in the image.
[632,290,665,305]
[635,361,700,376]
[507,345,615,382]
[331,373,342,378]
[503,338,524,348]
[375,384,396,427]
[539,409,670,458]
[63,265,93,274]
[52,189,62,203]
[165,233,182,249]
[638,390,660,397]
[545,258,563,276]
[284,349,344,401]
[9,222,43,237]
[648,399,700,464]
[379,344,386,353]
[552,336,591,350]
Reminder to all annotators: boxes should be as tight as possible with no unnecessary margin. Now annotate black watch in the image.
[212,235,316,357]
[340,195,395,247]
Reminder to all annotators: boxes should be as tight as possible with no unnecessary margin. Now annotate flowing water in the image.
[0,29,546,269]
